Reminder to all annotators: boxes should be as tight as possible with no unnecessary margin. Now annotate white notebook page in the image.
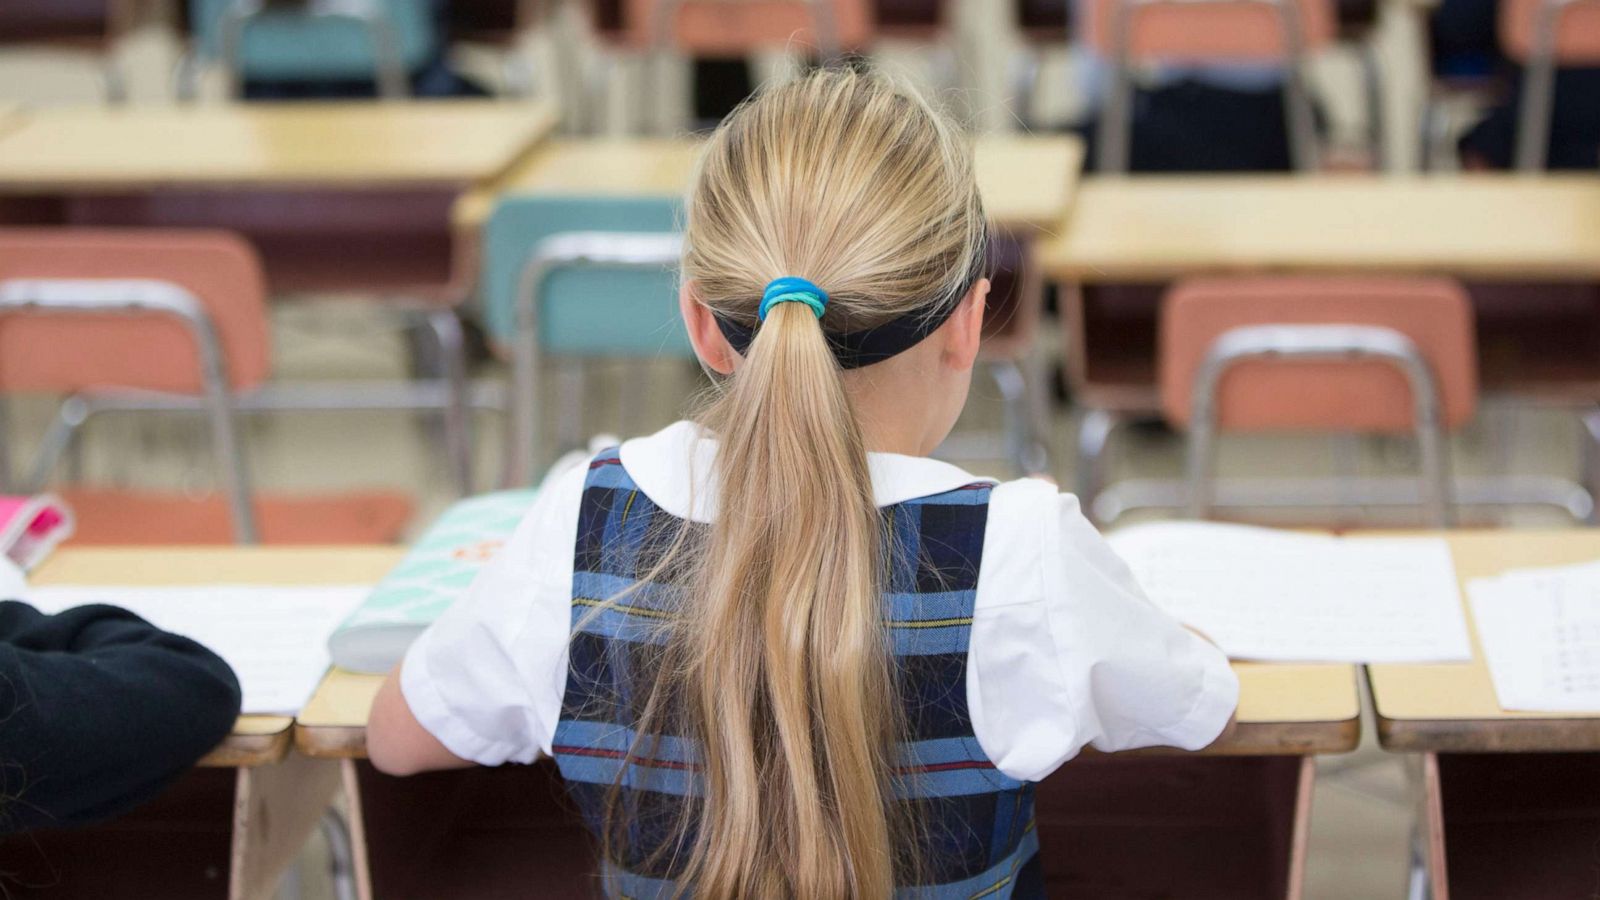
[26,584,370,715]
[1470,563,1600,713]
[1107,522,1472,663]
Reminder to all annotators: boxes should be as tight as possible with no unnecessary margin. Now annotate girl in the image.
[369,70,1238,898]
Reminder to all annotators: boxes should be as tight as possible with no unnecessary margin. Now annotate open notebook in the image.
[327,488,539,674]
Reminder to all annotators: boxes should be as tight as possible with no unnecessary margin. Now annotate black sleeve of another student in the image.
[0,601,243,833]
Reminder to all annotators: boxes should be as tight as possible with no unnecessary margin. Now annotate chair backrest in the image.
[1159,277,1476,433]
[188,0,438,79]
[1499,0,1600,63]
[0,229,271,395]
[613,0,873,53]
[1083,0,1337,62]
[481,196,689,356]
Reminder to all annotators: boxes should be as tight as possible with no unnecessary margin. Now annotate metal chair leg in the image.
[1514,0,1562,171]
[1097,63,1136,173]
[319,808,359,900]
[1579,406,1600,525]
[989,359,1051,477]
[1075,407,1119,520]
[102,59,130,103]
[1278,0,1321,171]
[0,397,11,493]
[423,309,474,497]
[1514,52,1558,171]
[1010,49,1043,128]
[555,360,586,457]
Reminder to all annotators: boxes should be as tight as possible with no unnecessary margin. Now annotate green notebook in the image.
[327,489,539,674]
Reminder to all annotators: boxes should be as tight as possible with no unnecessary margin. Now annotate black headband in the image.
[712,295,961,370]
[711,252,988,370]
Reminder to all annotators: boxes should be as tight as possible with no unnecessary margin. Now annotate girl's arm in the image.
[367,662,474,776]
[0,601,241,833]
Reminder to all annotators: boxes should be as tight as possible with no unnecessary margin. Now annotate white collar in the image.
[617,421,995,524]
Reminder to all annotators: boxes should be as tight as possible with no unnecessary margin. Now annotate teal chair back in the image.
[481,195,690,357]
[189,0,436,81]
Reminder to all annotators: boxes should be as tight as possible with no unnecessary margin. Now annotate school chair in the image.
[1499,0,1600,169]
[479,196,686,486]
[58,187,481,498]
[0,228,413,545]
[581,0,871,132]
[1087,0,1338,171]
[1131,277,1477,527]
[184,0,437,98]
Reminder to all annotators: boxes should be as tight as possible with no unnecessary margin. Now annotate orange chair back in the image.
[617,0,872,52]
[1160,277,1477,433]
[1082,0,1336,62]
[0,228,271,395]
[1499,0,1600,63]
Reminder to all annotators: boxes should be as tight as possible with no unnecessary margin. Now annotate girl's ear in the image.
[942,277,989,372]
[680,281,739,375]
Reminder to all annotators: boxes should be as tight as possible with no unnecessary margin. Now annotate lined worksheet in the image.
[1470,563,1600,713]
[1107,522,1473,663]
[26,585,370,715]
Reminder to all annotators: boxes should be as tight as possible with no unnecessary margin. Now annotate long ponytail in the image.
[598,69,986,898]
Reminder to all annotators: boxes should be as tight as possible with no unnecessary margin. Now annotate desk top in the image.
[297,655,1359,759]
[452,134,1086,235]
[1370,530,1600,753]
[1039,175,1600,282]
[0,100,558,191]
[31,545,404,767]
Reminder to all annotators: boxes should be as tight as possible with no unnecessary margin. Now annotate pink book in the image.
[0,494,74,571]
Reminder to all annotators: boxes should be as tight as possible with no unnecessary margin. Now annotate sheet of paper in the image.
[26,584,370,715]
[1107,522,1472,663]
[1470,563,1600,713]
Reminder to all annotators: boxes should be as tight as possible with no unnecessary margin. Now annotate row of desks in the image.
[31,532,1600,899]
[34,530,1600,768]
[6,102,1600,288]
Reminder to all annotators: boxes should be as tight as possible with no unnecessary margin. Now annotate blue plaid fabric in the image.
[552,449,1042,899]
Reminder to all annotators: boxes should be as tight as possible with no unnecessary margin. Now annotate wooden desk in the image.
[1365,529,1600,900]
[36,545,403,766]
[22,546,399,900]
[1040,175,1600,283]
[0,100,558,300]
[298,659,1358,758]
[300,640,1351,900]
[0,100,558,191]
[1370,529,1600,751]
[452,134,1086,236]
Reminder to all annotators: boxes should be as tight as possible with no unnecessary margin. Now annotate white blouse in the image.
[402,421,1239,781]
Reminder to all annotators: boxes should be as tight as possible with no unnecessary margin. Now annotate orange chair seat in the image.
[59,488,415,545]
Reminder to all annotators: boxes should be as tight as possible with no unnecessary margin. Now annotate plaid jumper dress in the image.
[552,449,1043,899]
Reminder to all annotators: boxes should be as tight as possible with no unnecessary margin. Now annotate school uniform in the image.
[403,421,1238,898]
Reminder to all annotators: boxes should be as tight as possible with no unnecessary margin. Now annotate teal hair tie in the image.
[759,276,828,321]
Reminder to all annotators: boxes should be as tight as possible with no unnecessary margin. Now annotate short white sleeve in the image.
[399,463,587,766]
[969,481,1239,782]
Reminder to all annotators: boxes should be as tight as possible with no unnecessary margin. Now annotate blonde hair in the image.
[600,69,986,898]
